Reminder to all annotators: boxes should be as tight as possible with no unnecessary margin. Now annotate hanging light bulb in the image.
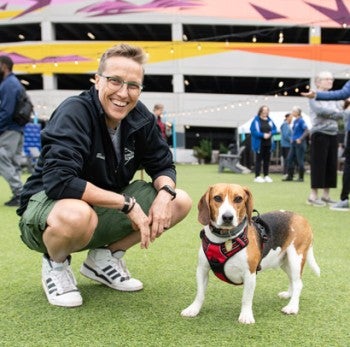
[252,35,257,43]
[278,31,284,43]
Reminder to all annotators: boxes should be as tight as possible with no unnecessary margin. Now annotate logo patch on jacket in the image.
[124,148,134,165]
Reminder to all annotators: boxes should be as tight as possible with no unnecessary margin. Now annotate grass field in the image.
[0,164,349,347]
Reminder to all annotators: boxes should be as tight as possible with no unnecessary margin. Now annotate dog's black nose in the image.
[222,213,233,224]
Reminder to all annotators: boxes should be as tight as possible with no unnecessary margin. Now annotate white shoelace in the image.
[109,257,130,280]
[50,267,77,294]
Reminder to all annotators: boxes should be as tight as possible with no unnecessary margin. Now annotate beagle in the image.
[181,183,320,324]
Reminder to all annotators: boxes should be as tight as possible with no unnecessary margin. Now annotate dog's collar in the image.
[210,217,248,238]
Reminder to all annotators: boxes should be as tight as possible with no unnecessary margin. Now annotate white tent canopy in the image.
[238,111,312,134]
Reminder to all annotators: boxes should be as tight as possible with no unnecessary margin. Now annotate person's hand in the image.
[126,203,151,249]
[301,90,316,98]
[296,138,301,144]
[148,192,173,242]
[263,133,271,139]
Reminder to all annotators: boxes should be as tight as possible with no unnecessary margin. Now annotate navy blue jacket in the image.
[0,72,24,135]
[17,87,175,215]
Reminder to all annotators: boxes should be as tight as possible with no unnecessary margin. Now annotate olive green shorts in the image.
[19,180,157,253]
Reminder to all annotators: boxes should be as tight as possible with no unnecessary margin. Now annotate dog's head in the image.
[198,183,253,229]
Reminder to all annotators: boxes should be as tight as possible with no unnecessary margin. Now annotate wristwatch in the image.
[159,185,177,200]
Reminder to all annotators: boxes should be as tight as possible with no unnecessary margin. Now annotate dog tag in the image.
[225,240,233,252]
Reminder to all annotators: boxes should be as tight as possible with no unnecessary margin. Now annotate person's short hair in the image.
[97,43,147,75]
[0,55,14,71]
[315,71,334,84]
[285,112,291,118]
[153,103,164,111]
[291,106,302,116]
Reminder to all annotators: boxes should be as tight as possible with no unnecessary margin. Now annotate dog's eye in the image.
[213,195,223,202]
[234,196,243,203]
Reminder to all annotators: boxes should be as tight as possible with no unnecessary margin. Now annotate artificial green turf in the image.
[1,165,349,346]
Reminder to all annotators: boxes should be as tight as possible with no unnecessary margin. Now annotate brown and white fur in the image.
[181,183,320,324]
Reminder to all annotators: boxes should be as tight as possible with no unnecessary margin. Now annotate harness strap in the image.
[252,209,270,272]
[200,228,249,285]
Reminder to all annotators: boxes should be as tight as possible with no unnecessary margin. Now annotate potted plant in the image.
[193,139,212,164]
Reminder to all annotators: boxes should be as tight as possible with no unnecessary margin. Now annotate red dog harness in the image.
[200,228,249,285]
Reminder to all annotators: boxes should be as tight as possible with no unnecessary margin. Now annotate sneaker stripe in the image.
[46,279,57,294]
[103,266,122,279]
[83,263,114,284]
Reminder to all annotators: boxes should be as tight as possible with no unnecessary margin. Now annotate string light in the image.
[87,32,95,39]
[278,31,284,43]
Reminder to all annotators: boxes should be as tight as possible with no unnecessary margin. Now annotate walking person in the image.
[17,43,192,307]
[306,71,349,206]
[303,80,350,211]
[0,55,25,206]
[153,103,167,140]
[250,105,277,183]
[280,112,293,178]
[282,106,309,182]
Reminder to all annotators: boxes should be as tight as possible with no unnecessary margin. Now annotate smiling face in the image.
[315,71,334,92]
[95,56,144,128]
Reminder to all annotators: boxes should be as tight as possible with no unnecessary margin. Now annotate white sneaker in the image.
[80,249,143,292]
[264,176,273,183]
[329,199,349,211]
[254,176,265,183]
[306,198,326,207]
[42,254,83,307]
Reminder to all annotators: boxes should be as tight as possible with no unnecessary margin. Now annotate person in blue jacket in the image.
[17,44,192,308]
[302,82,350,211]
[280,112,293,177]
[282,106,309,182]
[0,55,25,206]
[250,105,277,183]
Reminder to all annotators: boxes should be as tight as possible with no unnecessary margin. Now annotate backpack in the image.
[13,90,34,126]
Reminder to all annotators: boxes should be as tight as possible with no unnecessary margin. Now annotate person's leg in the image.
[261,146,271,177]
[254,152,262,177]
[19,191,92,307]
[282,147,290,175]
[81,181,192,292]
[323,135,338,189]
[283,144,295,181]
[321,135,338,202]
[295,142,306,181]
[340,133,350,201]
[0,131,24,200]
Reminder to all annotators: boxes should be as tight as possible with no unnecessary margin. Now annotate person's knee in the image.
[174,189,192,218]
[48,201,97,241]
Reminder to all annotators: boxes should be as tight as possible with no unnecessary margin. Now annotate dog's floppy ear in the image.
[198,187,211,225]
[243,186,254,223]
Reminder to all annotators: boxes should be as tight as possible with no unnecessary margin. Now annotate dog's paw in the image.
[181,305,201,317]
[281,304,299,315]
[278,291,291,299]
[238,312,255,324]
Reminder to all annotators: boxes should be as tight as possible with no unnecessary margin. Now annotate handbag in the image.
[13,90,34,126]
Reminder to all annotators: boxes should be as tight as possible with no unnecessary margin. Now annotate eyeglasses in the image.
[98,74,143,95]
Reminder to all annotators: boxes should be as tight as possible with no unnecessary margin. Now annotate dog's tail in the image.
[306,245,320,276]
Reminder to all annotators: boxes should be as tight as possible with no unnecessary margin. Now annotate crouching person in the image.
[17,44,192,307]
